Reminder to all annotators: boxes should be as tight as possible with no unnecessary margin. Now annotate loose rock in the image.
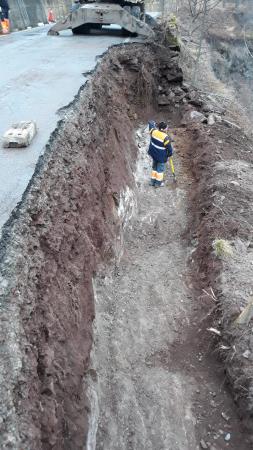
[242,349,251,359]
[200,439,208,449]
[225,433,231,441]
[181,109,206,125]
[208,114,216,126]
[221,412,230,421]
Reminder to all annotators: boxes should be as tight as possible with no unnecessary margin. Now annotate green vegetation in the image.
[213,239,233,257]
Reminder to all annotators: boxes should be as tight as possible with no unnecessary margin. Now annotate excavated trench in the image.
[0,41,253,450]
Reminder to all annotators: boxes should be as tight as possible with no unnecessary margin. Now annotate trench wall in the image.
[0,42,182,450]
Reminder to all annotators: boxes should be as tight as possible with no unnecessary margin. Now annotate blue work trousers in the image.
[150,160,165,186]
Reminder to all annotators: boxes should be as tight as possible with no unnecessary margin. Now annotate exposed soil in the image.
[87,124,251,450]
[0,27,253,450]
[188,120,253,438]
[0,42,183,449]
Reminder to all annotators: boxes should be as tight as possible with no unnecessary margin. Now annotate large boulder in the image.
[181,109,206,125]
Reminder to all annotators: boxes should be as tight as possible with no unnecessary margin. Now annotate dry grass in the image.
[212,238,233,258]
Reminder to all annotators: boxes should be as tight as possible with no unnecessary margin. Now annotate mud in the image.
[0,30,253,450]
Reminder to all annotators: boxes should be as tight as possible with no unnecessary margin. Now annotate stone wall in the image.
[8,0,71,30]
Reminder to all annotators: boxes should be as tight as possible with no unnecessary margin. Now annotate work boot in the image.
[155,182,165,188]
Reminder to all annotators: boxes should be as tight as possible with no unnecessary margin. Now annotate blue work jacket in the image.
[148,121,173,163]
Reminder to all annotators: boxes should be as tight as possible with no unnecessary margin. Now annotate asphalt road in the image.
[0,24,140,234]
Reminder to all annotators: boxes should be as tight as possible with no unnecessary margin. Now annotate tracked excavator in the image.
[47,0,153,37]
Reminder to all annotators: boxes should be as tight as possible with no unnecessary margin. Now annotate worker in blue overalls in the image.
[148,121,174,187]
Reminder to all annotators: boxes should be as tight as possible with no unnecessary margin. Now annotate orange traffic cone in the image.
[1,19,10,34]
[47,9,55,23]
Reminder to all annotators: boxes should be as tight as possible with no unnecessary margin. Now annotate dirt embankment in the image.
[186,117,253,436]
[176,7,253,426]
[0,43,182,449]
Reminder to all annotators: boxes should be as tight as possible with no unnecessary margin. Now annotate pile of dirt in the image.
[184,112,253,437]
[0,42,183,449]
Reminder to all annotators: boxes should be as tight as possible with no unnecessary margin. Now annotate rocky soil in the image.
[0,42,183,449]
[176,1,253,433]
[87,123,251,450]
[0,25,253,450]
[207,4,253,122]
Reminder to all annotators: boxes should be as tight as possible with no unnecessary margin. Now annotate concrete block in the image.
[2,121,37,148]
